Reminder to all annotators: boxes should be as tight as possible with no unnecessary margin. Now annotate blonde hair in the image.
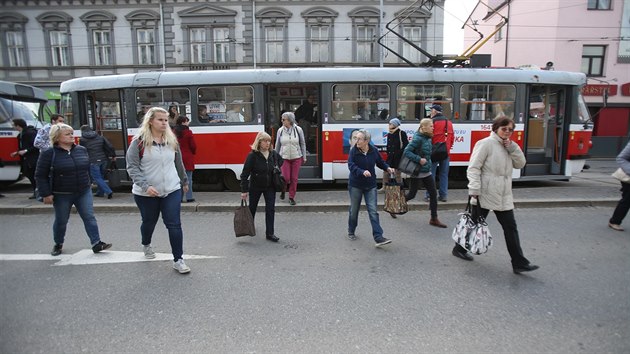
[49,123,74,145]
[419,118,433,135]
[250,131,272,151]
[134,107,179,151]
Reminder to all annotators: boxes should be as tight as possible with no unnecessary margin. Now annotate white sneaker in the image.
[173,259,191,274]
[143,244,156,259]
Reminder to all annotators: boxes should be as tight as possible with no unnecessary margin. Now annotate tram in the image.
[0,80,46,184]
[59,67,592,191]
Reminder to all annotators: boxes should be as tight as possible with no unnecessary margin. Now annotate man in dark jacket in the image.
[79,125,116,199]
[10,119,39,198]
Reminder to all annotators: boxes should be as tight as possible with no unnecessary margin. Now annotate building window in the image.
[356,25,376,63]
[310,26,330,62]
[402,27,422,63]
[6,31,25,67]
[581,45,606,76]
[190,28,206,64]
[348,7,380,64]
[302,7,338,64]
[81,11,116,67]
[137,29,156,65]
[50,30,69,66]
[265,27,284,63]
[93,30,112,66]
[587,0,611,10]
[213,28,230,63]
[494,24,503,42]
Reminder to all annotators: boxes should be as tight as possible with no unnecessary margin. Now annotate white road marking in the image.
[0,250,222,266]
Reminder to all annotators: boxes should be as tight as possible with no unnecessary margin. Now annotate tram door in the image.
[267,85,321,181]
[525,85,566,176]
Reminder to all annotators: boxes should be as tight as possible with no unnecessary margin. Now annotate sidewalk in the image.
[0,159,621,214]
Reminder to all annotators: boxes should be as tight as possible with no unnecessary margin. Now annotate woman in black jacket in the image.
[240,131,283,242]
[10,119,39,198]
[35,123,112,256]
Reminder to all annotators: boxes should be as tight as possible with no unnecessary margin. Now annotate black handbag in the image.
[398,154,421,177]
[272,153,286,192]
[234,200,256,237]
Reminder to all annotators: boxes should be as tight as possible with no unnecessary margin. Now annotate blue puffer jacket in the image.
[403,131,432,174]
[34,144,92,197]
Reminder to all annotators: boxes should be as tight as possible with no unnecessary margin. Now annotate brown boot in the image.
[429,217,447,228]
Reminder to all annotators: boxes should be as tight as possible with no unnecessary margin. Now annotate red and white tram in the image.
[59,67,592,191]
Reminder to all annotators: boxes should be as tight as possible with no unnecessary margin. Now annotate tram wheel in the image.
[223,170,241,192]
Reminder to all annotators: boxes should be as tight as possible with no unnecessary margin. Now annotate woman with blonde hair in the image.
[403,118,447,228]
[35,123,112,256]
[126,107,191,274]
[275,111,306,205]
[240,131,284,242]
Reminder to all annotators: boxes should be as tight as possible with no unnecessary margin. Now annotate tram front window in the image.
[0,97,42,128]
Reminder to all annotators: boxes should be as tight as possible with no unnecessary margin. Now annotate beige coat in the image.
[467,132,526,211]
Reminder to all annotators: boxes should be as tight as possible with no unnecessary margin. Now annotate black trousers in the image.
[455,207,530,267]
[405,176,438,218]
[610,182,630,225]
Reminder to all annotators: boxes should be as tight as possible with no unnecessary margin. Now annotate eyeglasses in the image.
[500,127,514,133]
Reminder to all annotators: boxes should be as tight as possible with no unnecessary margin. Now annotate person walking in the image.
[425,104,454,202]
[174,115,197,203]
[10,118,39,199]
[609,141,630,231]
[382,117,408,218]
[275,111,306,205]
[347,129,396,246]
[452,116,539,274]
[79,125,116,199]
[126,107,191,274]
[35,123,112,256]
[403,118,447,228]
[240,132,283,242]
[34,114,64,151]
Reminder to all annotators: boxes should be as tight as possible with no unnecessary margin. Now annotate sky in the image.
[443,0,478,55]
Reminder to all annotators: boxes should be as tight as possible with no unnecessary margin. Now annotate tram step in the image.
[299,165,320,179]
[524,163,550,175]
[526,152,547,164]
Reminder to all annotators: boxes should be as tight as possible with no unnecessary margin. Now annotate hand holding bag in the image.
[234,200,256,237]
[451,197,493,255]
[272,153,286,192]
[383,176,408,215]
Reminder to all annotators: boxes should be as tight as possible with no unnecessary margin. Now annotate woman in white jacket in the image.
[275,111,306,205]
[452,117,539,274]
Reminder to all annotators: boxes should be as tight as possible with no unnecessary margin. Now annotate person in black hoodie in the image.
[240,131,283,242]
[79,125,116,199]
[10,119,39,199]
[35,123,112,256]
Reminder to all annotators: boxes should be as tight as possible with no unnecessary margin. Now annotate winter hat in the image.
[389,118,401,127]
[430,104,443,112]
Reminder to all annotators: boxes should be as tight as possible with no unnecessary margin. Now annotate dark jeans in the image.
[52,187,101,246]
[454,208,530,267]
[90,161,112,196]
[134,189,184,261]
[610,182,630,225]
[249,187,276,236]
[22,162,36,193]
[405,175,438,218]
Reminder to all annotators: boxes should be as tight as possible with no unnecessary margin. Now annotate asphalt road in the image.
[1,206,628,353]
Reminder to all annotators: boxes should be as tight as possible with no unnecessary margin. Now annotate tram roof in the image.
[0,80,47,102]
[60,67,587,93]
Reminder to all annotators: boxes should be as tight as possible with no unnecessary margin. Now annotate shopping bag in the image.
[383,179,408,215]
[612,168,630,183]
[451,197,493,255]
[234,200,256,237]
[398,155,420,177]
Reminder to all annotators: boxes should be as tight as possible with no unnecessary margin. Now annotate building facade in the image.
[464,0,630,157]
[0,0,446,98]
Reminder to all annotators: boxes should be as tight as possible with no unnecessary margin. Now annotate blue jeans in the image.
[185,170,194,201]
[90,161,112,196]
[249,187,276,236]
[426,157,449,199]
[134,189,184,261]
[348,186,383,240]
[53,187,101,246]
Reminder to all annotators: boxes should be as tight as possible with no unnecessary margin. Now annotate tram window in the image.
[396,84,453,121]
[197,85,254,124]
[460,84,515,121]
[60,94,74,127]
[135,87,191,126]
[331,84,389,121]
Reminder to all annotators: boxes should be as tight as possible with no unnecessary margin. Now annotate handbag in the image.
[272,153,286,192]
[234,200,256,237]
[383,177,408,215]
[612,168,630,183]
[398,154,421,177]
[35,148,56,202]
[431,121,449,162]
[451,197,493,255]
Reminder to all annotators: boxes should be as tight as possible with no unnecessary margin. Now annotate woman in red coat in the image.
[174,116,197,202]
